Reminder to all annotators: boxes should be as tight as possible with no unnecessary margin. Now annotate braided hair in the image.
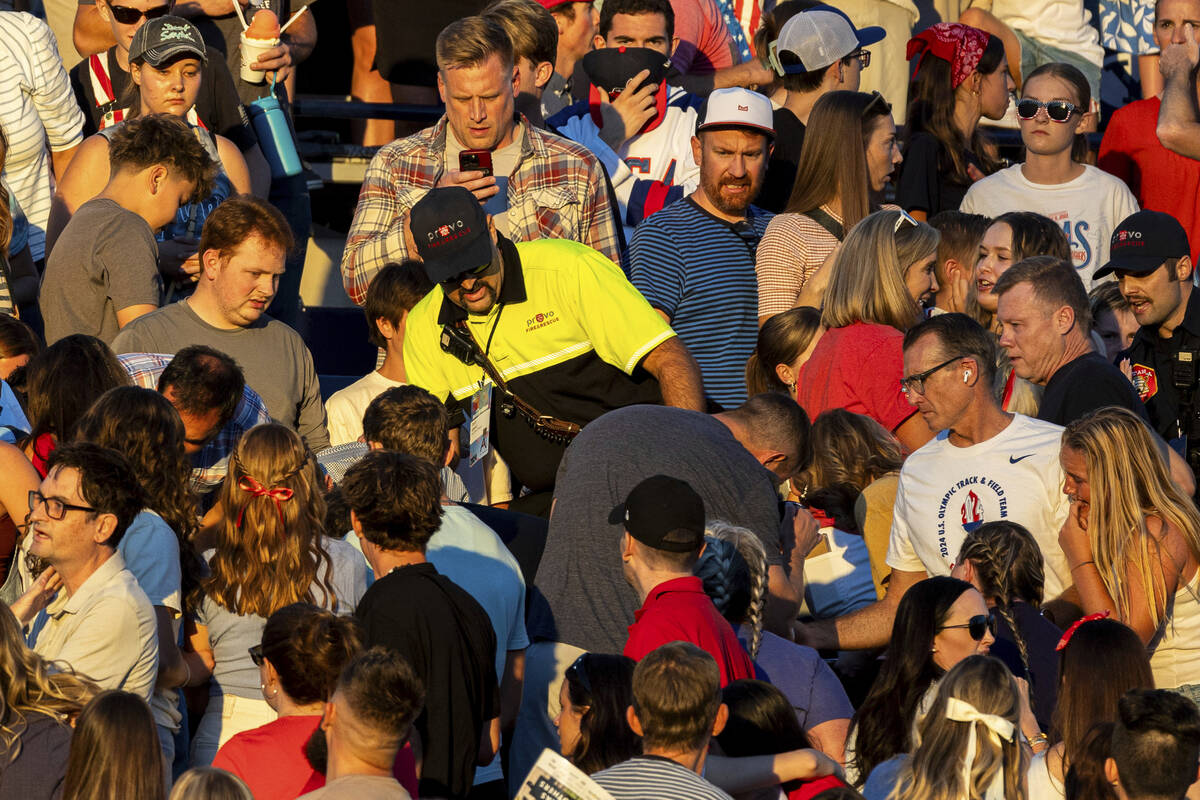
[695,521,768,658]
[955,521,1044,706]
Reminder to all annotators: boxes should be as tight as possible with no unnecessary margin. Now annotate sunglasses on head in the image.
[565,653,593,698]
[1015,98,1081,123]
[940,613,996,641]
[248,644,265,666]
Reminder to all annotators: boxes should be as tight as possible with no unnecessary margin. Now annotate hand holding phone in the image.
[438,149,499,202]
[459,149,494,177]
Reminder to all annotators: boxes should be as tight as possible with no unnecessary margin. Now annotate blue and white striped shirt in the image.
[628,197,771,408]
[594,756,734,800]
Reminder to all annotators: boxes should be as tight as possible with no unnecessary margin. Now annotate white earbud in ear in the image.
[963,371,971,383]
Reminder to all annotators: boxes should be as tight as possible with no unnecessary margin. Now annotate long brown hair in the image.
[0,125,12,256]
[201,424,338,618]
[1051,618,1153,771]
[62,691,164,800]
[74,386,204,610]
[745,307,822,396]
[0,604,97,762]
[784,90,892,230]
[23,335,130,452]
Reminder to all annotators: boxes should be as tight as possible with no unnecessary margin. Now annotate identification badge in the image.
[469,382,493,466]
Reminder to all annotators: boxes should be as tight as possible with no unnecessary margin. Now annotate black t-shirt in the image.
[1120,290,1200,445]
[894,131,979,216]
[990,601,1061,732]
[356,562,499,800]
[1037,351,1150,427]
[69,46,258,152]
[758,107,806,214]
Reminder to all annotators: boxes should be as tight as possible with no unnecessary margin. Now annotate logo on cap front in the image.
[426,219,468,246]
[738,105,748,111]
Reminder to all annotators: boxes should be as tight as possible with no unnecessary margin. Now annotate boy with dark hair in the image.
[928,211,991,315]
[40,113,214,345]
[299,647,425,799]
[1108,688,1200,800]
[593,642,733,799]
[345,451,500,800]
[327,261,433,446]
[618,475,754,685]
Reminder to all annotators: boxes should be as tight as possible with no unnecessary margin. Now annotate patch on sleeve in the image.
[1131,363,1158,402]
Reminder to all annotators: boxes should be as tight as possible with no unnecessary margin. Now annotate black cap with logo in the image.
[409,187,494,284]
[609,474,706,553]
[1093,210,1191,279]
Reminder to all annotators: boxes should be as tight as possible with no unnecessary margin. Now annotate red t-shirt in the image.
[212,714,420,800]
[669,0,735,75]
[795,322,915,433]
[624,576,755,686]
[1099,97,1200,266]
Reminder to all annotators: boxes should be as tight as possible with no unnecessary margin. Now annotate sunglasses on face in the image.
[108,3,171,24]
[440,261,491,287]
[249,644,265,666]
[1015,98,1081,123]
[940,613,997,641]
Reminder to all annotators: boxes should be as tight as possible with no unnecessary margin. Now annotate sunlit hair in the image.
[436,15,514,72]
[0,313,39,362]
[631,642,721,752]
[745,306,822,396]
[0,125,11,255]
[1062,407,1200,630]
[905,33,1005,182]
[169,767,253,800]
[799,408,902,494]
[822,209,941,332]
[966,211,1071,329]
[695,521,768,658]
[62,691,164,800]
[785,90,892,231]
[0,604,97,763]
[1052,618,1153,774]
[201,424,337,618]
[74,386,202,609]
[892,655,1028,800]
[955,521,1044,697]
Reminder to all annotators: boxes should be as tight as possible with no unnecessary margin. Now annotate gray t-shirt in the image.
[299,774,411,800]
[197,537,367,699]
[111,298,330,451]
[530,405,784,653]
[40,197,160,345]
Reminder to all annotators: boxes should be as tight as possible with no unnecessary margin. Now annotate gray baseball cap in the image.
[770,5,885,75]
[128,16,208,67]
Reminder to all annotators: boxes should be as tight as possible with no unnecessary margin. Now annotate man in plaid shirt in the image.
[118,348,270,498]
[340,15,623,306]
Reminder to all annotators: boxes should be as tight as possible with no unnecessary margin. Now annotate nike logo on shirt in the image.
[1009,454,1035,463]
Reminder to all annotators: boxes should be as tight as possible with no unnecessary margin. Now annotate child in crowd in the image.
[960,62,1140,287]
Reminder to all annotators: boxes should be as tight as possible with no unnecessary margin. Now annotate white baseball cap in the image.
[696,88,775,138]
[771,6,886,75]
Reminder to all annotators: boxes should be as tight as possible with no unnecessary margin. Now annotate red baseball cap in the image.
[536,0,583,10]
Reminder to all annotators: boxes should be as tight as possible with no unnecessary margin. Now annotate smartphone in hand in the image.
[459,149,493,177]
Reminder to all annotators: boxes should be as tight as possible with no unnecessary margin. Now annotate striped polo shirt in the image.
[594,756,733,800]
[628,197,771,408]
[0,12,86,261]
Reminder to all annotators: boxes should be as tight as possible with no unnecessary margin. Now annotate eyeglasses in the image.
[900,354,965,396]
[731,220,761,251]
[1015,98,1081,123]
[440,261,492,287]
[248,644,265,666]
[894,208,919,234]
[107,3,171,24]
[861,90,891,118]
[850,49,871,69]
[940,613,997,642]
[28,490,98,520]
[565,653,593,698]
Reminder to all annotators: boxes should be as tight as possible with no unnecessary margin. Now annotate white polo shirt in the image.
[886,414,1072,599]
[26,551,158,701]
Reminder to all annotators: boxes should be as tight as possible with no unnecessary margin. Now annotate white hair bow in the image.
[944,696,1016,800]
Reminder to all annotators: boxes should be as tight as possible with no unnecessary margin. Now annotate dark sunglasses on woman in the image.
[1015,99,1081,123]
[939,613,996,641]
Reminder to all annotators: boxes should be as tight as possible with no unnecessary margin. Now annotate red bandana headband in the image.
[237,475,295,528]
[906,22,990,89]
[1055,610,1111,651]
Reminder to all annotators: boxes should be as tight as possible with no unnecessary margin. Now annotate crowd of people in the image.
[4,0,1200,798]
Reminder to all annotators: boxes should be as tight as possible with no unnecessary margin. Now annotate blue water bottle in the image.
[248,77,302,179]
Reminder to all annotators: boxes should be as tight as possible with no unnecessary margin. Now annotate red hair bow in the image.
[906,22,990,89]
[236,475,294,528]
[1055,610,1111,651]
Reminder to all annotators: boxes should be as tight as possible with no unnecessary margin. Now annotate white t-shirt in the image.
[886,414,1071,599]
[959,163,1140,287]
[991,0,1104,64]
[325,371,406,447]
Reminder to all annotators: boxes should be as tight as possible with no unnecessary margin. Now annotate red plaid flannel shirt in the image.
[340,115,623,305]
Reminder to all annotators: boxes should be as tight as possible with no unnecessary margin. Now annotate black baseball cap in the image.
[128,16,208,67]
[409,187,494,284]
[1093,210,1191,279]
[608,475,706,553]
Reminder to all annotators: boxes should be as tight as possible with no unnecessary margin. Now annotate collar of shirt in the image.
[436,235,529,325]
[429,113,542,180]
[45,551,128,619]
[634,575,707,620]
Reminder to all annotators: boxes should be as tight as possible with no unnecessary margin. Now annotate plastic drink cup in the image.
[240,31,279,83]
